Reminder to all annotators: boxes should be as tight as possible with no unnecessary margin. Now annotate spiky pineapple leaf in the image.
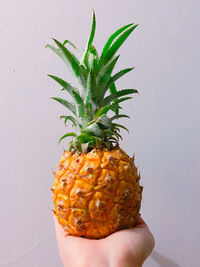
[96,115,112,129]
[110,114,130,121]
[103,129,122,140]
[89,45,99,60]
[72,90,85,118]
[98,23,133,68]
[76,132,91,143]
[86,52,96,71]
[100,89,138,106]
[46,44,63,58]
[85,70,92,103]
[110,83,117,94]
[109,83,118,115]
[111,97,133,108]
[107,137,118,144]
[90,135,102,143]
[96,56,120,100]
[80,142,89,153]
[110,96,133,114]
[80,10,96,65]
[97,55,119,86]
[104,24,138,64]
[63,39,82,59]
[51,97,76,114]
[63,39,79,52]
[52,39,87,90]
[105,67,134,91]
[113,123,129,133]
[113,130,123,140]
[58,132,77,144]
[84,123,102,137]
[60,115,79,127]
[85,69,97,105]
[85,103,93,117]
[84,45,99,71]
[94,99,127,118]
[48,74,77,96]
[95,105,110,118]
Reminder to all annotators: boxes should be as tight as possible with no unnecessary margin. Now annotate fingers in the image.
[136,216,146,225]
[106,217,155,263]
[133,217,155,248]
[53,214,66,237]
[131,217,155,261]
[53,215,87,266]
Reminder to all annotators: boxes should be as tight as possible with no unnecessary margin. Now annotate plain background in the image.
[0,0,200,266]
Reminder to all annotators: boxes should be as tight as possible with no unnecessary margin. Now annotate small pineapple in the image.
[47,11,142,239]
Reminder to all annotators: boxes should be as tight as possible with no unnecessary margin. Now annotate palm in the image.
[54,216,154,267]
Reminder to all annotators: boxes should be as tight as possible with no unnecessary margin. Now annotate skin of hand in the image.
[54,215,155,267]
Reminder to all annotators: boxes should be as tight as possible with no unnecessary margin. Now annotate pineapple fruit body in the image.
[52,147,142,239]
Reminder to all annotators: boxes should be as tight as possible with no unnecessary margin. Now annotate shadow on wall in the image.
[151,251,181,267]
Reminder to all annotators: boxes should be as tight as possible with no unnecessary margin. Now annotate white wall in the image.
[0,0,200,266]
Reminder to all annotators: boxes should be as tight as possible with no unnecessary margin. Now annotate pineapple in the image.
[47,11,142,239]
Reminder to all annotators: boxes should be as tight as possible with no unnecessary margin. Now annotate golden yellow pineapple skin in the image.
[52,147,142,239]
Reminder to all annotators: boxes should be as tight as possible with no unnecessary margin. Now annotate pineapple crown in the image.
[47,11,138,153]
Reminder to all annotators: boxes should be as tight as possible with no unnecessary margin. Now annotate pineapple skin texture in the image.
[52,147,142,239]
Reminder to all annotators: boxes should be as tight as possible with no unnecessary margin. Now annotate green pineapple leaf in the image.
[86,69,97,105]
[46,44,63,58]
[85,70,92,103]
[52,39,87,91]
[80,142,89,153]
[100,89,138,106]
[89,45,99,60]
[51,97,76,114]
[60,115,79,127]
[48,74,77,96]
[110,83,117,94]
[103,129,122,140]
[58,132,77,144]
[110,96,133,114]
[95,105,110,118]
[63,39,79,53]
[110,114,130,121]
[86,102,93,116]
[98,23,134,68]
[107,136,118,143]
[96,115,112,129]
[113,123,129,133]
[105,67,134,91]
[113,130,123,140]
[84,45,99,71]
[109,83,119,115]
[111,98,132,116]
[80,10,96,65]
[96,55,120,100]
[76,132,91,143]
[63,39,82,59]
[89,137,102,149]
[103,24,138,64]
[71,90,85,118]
[84,123,102,137]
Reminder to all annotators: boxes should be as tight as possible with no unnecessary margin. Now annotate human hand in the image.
[54,215,155,267]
